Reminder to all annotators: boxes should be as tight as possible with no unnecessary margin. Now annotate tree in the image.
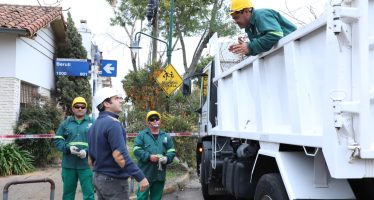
[106,0,148,71]
[108,0,236,76]
[168,0,237,77]
[55,12,92,116]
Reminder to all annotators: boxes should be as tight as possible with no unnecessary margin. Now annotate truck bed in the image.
[210,1,374,178]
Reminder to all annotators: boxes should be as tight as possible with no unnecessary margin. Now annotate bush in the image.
[14,101,63,167]
[0,144,34,176]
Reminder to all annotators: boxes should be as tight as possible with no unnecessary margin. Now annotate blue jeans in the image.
[93,172,129,200]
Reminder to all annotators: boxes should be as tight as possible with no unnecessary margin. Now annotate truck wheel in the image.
[200,149,213,200]
[254,173,288,200]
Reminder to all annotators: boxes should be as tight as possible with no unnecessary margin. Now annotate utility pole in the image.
[167,0,174,64]
[91,44,101,119]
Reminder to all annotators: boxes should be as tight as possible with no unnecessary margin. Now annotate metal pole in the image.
[92,45,98,119]
[134,31,168,49]
[167,0,174,64]
[3,178,55,200]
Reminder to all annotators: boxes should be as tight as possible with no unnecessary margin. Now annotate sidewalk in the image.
[0,166,190,200]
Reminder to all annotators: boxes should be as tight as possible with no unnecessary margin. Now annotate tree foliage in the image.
[14,100,63,167]
[123,61,203,168]
[55,12,92,115]
[107,0,148,71]
[107,0,236,75]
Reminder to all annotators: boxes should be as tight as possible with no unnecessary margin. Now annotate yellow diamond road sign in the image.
[155,64,183,96]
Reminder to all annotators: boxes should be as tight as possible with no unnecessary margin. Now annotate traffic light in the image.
[182,79,191,96]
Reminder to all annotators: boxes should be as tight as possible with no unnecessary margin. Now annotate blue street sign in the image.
[100,59,117,77]
[55,58,89,76]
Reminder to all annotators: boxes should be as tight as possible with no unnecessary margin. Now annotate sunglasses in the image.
[230,9,244,15]
[74,105,86,109]
[148,117,160,122]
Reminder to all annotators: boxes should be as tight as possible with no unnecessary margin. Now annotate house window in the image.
[20,82,39,108]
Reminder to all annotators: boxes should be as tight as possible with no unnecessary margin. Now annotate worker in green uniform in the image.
[54,97,94,200]
[133,111,176,200]
[228,0,297,56]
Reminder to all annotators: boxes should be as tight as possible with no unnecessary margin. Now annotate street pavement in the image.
[0,167,67,200]
[0,166,198,200]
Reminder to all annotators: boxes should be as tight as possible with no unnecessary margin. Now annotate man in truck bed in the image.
[228,0,297,56]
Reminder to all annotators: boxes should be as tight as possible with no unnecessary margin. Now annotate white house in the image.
[0,4,65,138]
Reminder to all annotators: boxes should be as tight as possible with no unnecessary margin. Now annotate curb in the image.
[129,165,190,200]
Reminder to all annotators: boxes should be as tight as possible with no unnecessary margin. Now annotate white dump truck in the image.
[183,0,374,199]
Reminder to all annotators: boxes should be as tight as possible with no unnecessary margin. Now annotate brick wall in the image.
[0,77,20,139]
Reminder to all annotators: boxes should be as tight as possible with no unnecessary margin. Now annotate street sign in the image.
[55,58,89,76]
[155,64,183,96]
[100,59,117,77]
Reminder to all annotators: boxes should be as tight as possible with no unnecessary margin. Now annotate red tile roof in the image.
[0,4,64,37]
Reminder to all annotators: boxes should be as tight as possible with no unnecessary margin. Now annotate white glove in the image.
[78,150,87,159]
[70,146,80,155]
[159,156,167,164]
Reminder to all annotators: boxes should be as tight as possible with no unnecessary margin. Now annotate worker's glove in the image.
[158,156,167,171]
[70,146,80,155]
[159,156,167,164]
[78,150,87,159]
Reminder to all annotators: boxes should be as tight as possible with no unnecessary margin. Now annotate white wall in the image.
[15,27,56,90]
[0,78,20,139]
[0,33,16,77]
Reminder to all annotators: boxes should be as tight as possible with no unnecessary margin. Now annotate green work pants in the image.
[61,167,94,200]
[136,180,165,200]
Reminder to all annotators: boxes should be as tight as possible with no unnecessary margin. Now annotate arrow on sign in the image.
[103,63,115,74]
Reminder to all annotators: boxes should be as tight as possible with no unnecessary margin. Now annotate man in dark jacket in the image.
[228,0,297,56]
[54,97,94,200]
[133,110,176,200]
[87,87,149,200]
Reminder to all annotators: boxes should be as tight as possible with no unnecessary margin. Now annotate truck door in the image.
[200,61,218,135]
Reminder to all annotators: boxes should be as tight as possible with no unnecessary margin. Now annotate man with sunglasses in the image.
[228,0,296,56]
[133,110,176,200]
[87,87,149,200]
[54,96,94,200]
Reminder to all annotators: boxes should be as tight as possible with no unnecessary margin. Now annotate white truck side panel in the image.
[211,0,374,182]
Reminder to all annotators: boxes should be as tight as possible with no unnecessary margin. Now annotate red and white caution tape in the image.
[0,132,196,140]
[0,134,56,139]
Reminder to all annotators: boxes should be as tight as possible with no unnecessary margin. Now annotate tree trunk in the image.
[152,11,159,64]
[186,0,220,77]
[175,21,188,72]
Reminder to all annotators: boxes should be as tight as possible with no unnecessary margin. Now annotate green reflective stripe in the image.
[133,146,141,152]
[269,31,283,37]
[167,148,175,153]
[69,142,88,147]
[54,136,65,139]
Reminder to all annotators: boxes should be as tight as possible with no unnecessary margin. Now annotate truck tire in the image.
[200,148,213,200]
[254,173,288,200]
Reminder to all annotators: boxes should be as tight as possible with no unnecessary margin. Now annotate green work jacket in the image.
[54,115,93,169]
[245,8,297,56]
[133,128,176,182]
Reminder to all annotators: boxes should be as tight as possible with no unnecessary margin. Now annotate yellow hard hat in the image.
[146,111,161,122]
[72,97,87,108]
[230,0,253,14]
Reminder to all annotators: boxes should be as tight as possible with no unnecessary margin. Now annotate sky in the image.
[1,0,326,94]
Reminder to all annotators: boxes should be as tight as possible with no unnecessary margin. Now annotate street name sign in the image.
[155,64,183,96]
[100,59,117,77]
[55,58,89,76]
